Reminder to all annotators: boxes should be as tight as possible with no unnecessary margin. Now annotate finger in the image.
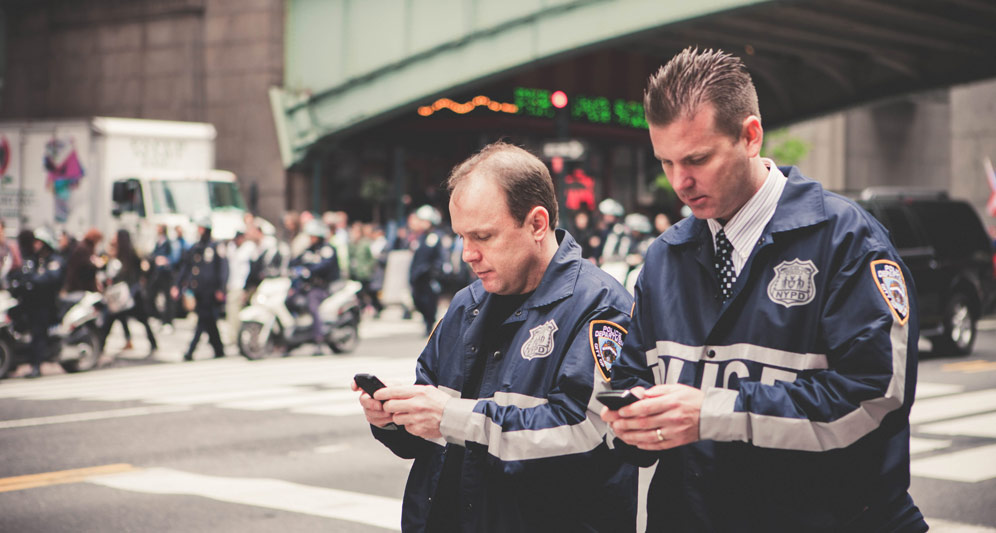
[375,385,419,401]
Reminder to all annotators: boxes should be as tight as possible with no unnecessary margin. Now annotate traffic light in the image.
[551,90,569,139]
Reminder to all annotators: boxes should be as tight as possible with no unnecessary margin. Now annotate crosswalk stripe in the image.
[911,443,996,483]
[87,467,402,531]
[926,518,996,532]
[910,437,953,455]
[910,389,996,425]
[919,412,996,439]
[915,382,965,399]
[0,405,191,429]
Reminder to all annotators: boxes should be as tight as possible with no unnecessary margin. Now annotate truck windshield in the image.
[149,180,246,216]
[209,181,247,210]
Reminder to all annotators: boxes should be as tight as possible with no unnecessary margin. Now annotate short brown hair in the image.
[644,47,759,139]
[446,141,558,228]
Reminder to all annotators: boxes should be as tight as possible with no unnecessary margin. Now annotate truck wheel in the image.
[60,327,102,373]
[931,291,977,356]
[0,339,12,379]
[238,322,273,360]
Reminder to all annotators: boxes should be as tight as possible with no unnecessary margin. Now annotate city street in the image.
[0,310,994,532]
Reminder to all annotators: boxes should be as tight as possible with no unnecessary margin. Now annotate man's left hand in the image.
[602,384,703,450]
[378,385,451,440]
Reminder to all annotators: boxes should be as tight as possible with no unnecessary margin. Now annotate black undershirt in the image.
[426,291,532,531]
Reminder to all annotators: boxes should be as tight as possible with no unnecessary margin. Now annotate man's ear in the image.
[741,115,763,158]
[525,206,550,240]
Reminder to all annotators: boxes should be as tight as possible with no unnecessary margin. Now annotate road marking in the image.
[942,360,996,374]
[919,412,996,439]
[911,443,996,483]
[0,405,191,430]
[928,518,996,532]
[88,467,402,531]
[0,463,137,493]
[910,437,953,455]
[910,389,996,424]
[916,382,965,399]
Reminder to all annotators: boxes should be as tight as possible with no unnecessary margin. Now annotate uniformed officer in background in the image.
[172,215,228,361]
[7,228,66,378]
[408,205,444,336]
[287,219,339,354]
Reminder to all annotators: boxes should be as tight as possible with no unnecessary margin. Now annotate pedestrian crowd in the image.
[0,205,487,378]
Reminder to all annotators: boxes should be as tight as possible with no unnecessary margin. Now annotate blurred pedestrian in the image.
[102,229,158,357]
[408,205,444,336]
[225,228,256,344]
[148,224,176,331]
[63,228,103,294]
[0,219,22,281]
[287,219,339,354]
[8,228,65,377]
[173,215,228,361]
[348,222,383,317]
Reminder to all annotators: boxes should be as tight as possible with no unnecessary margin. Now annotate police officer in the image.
[287,219,339,353]
[8,228,66,378]
[408,205,444,336]
[172,215,228,361]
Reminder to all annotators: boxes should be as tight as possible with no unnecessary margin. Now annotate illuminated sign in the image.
[417,96,518,117]
[513,87,647,129]
[417,88,647,129]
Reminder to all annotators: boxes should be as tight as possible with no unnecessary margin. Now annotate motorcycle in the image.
[0,290,105,379]
[237,276,362,360]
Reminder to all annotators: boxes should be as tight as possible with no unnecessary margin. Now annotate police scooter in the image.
[236,273,362,360]
[0,289,105,379]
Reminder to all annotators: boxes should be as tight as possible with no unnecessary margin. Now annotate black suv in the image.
[855,189,996,355]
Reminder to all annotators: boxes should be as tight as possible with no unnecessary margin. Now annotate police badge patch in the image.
[521,319,558,360]
[871,259,910,325]
[589,320,627,381]
[767,259,819,308]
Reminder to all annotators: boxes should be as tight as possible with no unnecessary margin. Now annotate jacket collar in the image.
[468,229,580,310]
[662,166,828,246]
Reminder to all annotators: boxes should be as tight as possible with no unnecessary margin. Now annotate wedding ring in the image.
[656,428,665,442]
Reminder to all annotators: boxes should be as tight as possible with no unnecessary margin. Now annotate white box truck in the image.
[0,116,249,254]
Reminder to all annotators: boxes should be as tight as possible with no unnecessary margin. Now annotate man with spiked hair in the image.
[603,47,927,531]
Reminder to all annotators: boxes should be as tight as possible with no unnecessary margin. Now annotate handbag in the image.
[105,281,135,314]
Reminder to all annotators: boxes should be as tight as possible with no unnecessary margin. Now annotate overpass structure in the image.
[271,0,996,168]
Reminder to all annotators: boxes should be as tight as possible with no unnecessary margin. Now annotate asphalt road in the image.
[0,310,994,532]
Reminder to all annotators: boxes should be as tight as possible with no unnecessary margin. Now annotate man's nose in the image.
[669,166,693,191]
[462,245,480,263]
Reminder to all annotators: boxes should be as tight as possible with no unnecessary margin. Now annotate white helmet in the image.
[598,198,624,218]
[33,227,58,250]
[624,213,652,234]
[193,213,213,230]
[304,219,327,238]
[415,205,441,226]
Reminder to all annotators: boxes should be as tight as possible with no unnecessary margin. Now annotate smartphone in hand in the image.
[596,390,640,410]
[354,373,387,398]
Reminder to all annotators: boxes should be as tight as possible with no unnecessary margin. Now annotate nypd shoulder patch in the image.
[870,259,909,325]
[589,320,627,382]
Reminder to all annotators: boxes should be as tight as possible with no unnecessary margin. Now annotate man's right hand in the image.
[352,379,395,428]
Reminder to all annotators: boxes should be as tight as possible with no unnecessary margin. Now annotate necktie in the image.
[714,229,736,301]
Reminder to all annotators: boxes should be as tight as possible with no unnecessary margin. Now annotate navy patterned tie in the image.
[714,229,736,301]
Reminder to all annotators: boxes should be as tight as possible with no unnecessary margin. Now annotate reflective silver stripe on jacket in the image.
[699,317,908,451]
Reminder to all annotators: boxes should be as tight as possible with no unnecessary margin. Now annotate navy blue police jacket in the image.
[372,230,638,532]
[176,240,228,300]
[408,230,445,285]
[611,168,927,532]
[288,240,339,290]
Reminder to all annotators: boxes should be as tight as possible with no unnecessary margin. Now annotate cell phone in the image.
[596,390,640,410]
[354,373,387,398]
